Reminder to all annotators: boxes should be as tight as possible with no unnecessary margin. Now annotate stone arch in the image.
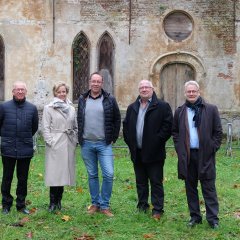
[72,31,90,103]
[150,51,206,110]
[0,35,4,101]
[97,31,115,95]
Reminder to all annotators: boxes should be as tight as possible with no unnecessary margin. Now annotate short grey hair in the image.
[13,81,27,90]
[138,80,153,89]
[184,80,200,90]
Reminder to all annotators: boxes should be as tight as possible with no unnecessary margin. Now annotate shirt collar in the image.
[139,97,152,104]
[89,92,102,100]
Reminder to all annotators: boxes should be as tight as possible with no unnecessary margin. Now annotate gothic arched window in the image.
[98,32,115,95]
[72,32,90,103]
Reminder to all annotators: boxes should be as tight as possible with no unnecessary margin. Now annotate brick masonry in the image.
[0,0,240,133]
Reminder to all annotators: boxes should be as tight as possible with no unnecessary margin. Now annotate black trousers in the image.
[49,186,64,204]
[185,150,219,224]
[133,149,164,214]
[1,156,31,210]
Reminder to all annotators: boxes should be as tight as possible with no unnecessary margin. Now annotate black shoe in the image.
[209,223,219,229]
[18,208,30,215]
[57,200,61,210]
[48,204,57,213]
[138,207,149,213]
[187,219,202,227]
[2,208,10,215]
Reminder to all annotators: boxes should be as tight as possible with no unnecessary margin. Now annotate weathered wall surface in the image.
[0,0,239,115]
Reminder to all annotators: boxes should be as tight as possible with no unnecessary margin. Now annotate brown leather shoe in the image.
[100,209,114,217]
[87,205,99,214]
[152,213,161,220]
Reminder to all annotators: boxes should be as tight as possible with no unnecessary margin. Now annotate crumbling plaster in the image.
[0,0,239,114]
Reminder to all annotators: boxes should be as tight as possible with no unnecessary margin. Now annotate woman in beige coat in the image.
[42,82,77,212]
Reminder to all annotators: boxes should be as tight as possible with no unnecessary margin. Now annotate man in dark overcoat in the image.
[123,80,173,220]
[172,80,222,229]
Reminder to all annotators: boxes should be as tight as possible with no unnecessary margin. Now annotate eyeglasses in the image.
[139,86,152,90]
[91,80,103,84]
[14,88,26,92]
[186,90,199,94]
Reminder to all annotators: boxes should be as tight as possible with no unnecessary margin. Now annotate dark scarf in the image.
[185,97,203,128]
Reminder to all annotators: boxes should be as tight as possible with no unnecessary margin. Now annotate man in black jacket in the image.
[123,80,173,220]
[0,81,38,214]
[77,72,121,217]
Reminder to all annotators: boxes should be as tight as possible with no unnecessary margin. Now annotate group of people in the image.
[0,73,222,229]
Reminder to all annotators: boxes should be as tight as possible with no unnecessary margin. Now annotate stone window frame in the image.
[163,10,194,42]
[72,31,91,103]
[97,31,115,95]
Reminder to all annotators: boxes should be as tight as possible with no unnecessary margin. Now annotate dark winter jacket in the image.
[77,89,121,145]
[123,92,173,164]
[172,99,222,180]
[0,98,39,158]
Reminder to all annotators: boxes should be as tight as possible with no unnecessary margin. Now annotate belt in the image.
[51,129,74,134]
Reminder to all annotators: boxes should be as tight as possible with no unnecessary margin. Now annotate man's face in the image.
[185,84,200,103]
[139,80,154,101]
[89,74,103,96]
[12,83,27,101]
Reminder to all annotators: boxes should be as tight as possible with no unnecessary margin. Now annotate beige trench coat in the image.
[42,101,78,186]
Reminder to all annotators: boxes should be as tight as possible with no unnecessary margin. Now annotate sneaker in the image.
[152,213,161,220]
[17,208,30,215]
[100,208,114,217]
[87,205,99,214]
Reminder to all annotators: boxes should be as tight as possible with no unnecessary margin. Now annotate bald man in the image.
[123,80,173,220]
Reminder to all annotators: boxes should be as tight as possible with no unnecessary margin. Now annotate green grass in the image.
[0,137,239,240]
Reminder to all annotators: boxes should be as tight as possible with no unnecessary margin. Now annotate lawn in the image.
[0,137,239,240]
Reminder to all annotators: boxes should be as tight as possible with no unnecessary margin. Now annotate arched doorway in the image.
[0,36,4,101]
[160,63,195,110]
[150,51,206,111]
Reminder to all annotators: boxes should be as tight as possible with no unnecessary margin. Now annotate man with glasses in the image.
[0,81,38,214]
[172,80,222,229]
[123,80,173,220]
[77,72,121,217]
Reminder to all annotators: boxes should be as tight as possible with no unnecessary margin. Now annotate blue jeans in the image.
[81,140,114,210]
